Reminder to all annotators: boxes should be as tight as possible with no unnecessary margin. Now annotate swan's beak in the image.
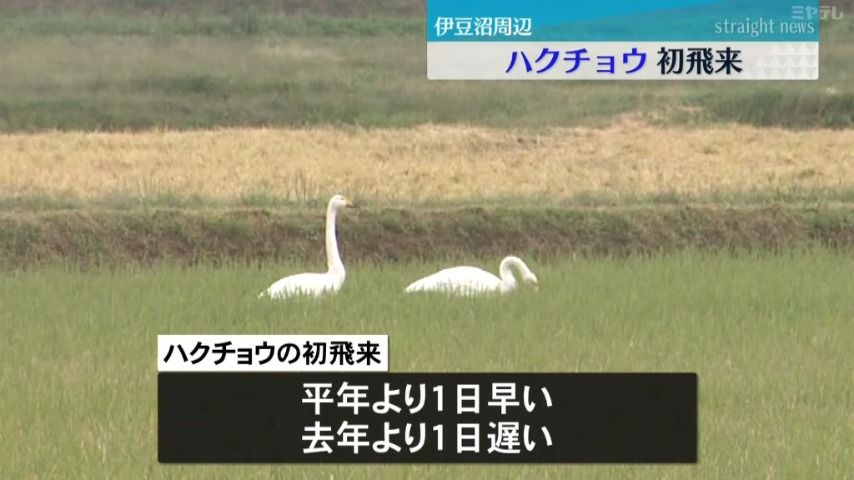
[345,199,358,208]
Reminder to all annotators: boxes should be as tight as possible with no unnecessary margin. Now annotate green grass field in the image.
[2,250,852,478]
[2,1,853,478]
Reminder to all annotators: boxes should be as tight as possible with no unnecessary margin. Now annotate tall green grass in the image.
[1,250,852,478]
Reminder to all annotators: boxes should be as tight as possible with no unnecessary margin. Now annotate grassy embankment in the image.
[1,123,852,267]
[1,6,852,266]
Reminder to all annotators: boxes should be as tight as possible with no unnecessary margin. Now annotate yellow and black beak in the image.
[345,198,359,208]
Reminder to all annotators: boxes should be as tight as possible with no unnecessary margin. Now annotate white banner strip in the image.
[158,335,388,372]
[428,42,818,80]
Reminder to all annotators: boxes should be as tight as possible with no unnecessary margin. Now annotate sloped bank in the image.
[1,205,853,268]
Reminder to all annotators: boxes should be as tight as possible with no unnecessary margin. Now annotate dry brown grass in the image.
[2,120,853,203]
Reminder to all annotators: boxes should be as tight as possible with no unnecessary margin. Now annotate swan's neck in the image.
[325,205,345,277]
[498,258,520,291]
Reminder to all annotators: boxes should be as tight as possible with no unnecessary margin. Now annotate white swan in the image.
[259,194,356,299]
[404,255,539,296]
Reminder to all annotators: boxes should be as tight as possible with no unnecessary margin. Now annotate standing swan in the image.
[259,194,356,299]
[404,255,539,296]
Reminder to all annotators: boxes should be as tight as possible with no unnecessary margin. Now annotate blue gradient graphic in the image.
[427,0,819,42]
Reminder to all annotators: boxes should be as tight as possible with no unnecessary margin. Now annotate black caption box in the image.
[159,372,697,463]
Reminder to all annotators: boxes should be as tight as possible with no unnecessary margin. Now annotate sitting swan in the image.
[404,255,539,296]
[259,194,356,299]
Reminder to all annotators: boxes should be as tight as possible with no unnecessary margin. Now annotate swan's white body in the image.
[404,256,538,296]
[259,195,354,299]
[261,272,344,299]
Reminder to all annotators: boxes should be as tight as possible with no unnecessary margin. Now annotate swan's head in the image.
[520,267,538,290]
[328,194,357,211]
[501,255,539,290]
[525,271,539,289]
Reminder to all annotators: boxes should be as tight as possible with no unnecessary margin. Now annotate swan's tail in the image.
[258,288,271,299]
